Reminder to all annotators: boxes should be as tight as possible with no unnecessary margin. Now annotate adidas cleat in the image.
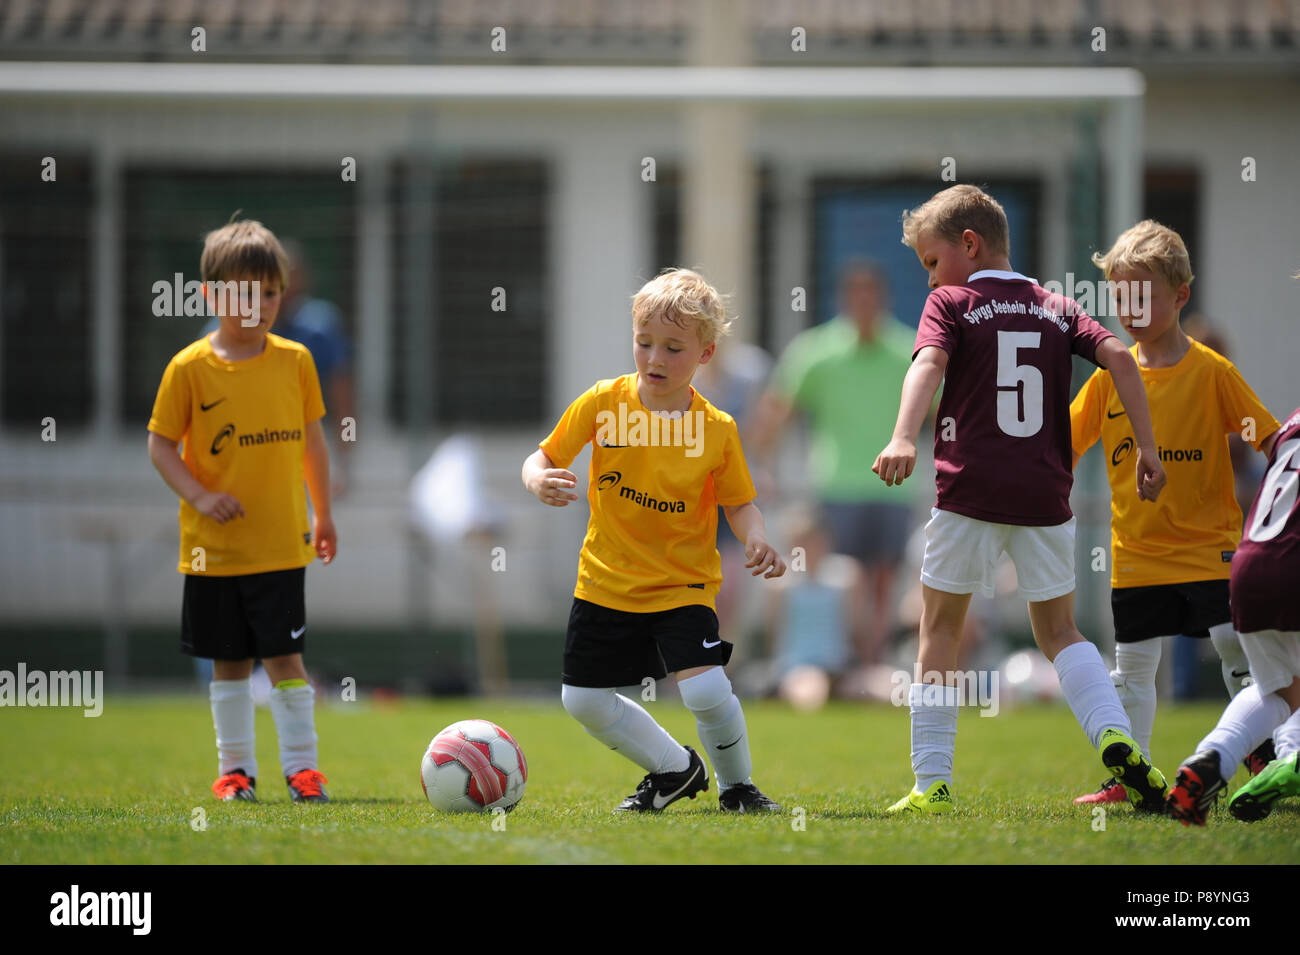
[1229,752,1300,822]
[212,769,257,802]
[286,769,330,803]
[887,780,954,815]
[1166,751,1225,826]
[613,746,708,812]
[1099,728,1168,813]
[1073,777,1128,806]
[719,783,782,813]
[1244,738,1277,777]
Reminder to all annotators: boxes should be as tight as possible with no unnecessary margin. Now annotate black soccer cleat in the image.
[1166,751,1225,826]
[212,768,257,802]
[1244,738,1277,777]
[719,783,783,813]
[286,769,330,803]
[613,746,708,813]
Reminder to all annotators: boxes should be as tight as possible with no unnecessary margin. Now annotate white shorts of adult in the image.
[1240,630,1300,696]
[920,507,1076,603]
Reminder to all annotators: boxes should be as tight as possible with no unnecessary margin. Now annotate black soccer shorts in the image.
[181,567,307,660]
[1111,579,1231,644]
[562,598,733,688]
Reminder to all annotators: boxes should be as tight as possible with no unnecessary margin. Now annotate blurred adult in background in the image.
[692,337,772,638]
[748,261,918,665]
[201,239,356,498]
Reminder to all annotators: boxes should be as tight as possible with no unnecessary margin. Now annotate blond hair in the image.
[632,268,732,345]
[201,218,289,288]
[1091,220,1194,290]
[901,184,1009,257]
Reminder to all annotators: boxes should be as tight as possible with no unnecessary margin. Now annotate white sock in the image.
[1199,684,1290,772]
[561,684,689,774]
[679,668,752,789]
[1054,641,1132,749]
[1111,639,1162,757]
[910,683,959,790]
[1272,708,1300,758]
[210,678,257,779]
[269,680,318,777]
[1209,623,1252,698]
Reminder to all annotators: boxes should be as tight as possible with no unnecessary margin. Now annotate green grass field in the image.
[3,696,1298,864]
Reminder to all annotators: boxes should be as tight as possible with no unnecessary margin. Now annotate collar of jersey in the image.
[629,373,698,417]
[967,269,1038,284]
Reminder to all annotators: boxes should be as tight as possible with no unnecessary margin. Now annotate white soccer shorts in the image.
[1240,630,1300,695]
[919,507,1076,603]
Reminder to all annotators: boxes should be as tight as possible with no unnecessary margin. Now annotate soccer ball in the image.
[420,719,528,813]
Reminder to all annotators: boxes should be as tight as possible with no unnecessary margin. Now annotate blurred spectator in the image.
[748,260,917,664]
[201,239,356,498]
[692,339,773,638]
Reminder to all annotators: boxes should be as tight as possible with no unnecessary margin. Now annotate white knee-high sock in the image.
[1055,641,1132,749]
[210,678,257,779]
[269,680,318,777]
[1209,623,1252,698]
[1272,708,1300,758]
[679,668,752,788]
[910,683,959,790]
[1199,684,1290,772]
[561,684,689,774]
[1111,638,1161,757]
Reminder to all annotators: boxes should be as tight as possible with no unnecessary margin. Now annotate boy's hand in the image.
[529,468,580,507]
[745,537,786,578]
[1135,448,1166,502]
[873,438,917,486]
[194,490,245,524]
[313,513,337,564]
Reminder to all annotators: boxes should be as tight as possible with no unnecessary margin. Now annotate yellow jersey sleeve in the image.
[300,349,326,423]
[713,419,757,506]
[148,356,192,443]
[1216,360,1279,451]
[1070,368,1107,461]
[539,385,599,468]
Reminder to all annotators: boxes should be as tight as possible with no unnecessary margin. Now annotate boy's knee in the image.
[561,684,618,728]
[678,667,733,715]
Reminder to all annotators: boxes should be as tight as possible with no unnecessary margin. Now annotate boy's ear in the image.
[698,341,717,365]
[961,229,981,259]
[1173,282,1191,310]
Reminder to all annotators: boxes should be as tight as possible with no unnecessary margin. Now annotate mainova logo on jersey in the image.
[595,470,686,514]
[1111,439,1202,467]
[210,423,304,455]
[595,402,705,458]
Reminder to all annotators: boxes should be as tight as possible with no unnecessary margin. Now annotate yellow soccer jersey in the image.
[1071,338,1279,588]
[148,334,326,576]
[540,373,757,613]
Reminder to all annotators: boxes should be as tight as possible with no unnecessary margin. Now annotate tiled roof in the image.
[0,0,1295,65]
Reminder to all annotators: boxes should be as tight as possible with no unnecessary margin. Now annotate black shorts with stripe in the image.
[1111,579,1230,644]
[181,567,307,660]
[562,598,732,688]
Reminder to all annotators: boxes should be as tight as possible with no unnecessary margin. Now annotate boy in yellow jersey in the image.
[147,219,337,804]
[522,268,787,812]
[1071,220,1281,805]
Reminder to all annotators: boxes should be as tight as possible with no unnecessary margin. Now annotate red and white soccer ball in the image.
[420,719,528,813]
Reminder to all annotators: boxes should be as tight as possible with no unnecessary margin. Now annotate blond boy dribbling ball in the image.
[522,268,786,812]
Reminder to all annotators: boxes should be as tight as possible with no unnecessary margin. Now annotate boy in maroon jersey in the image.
[1169,406,1300,824]
[874,184,1170,813]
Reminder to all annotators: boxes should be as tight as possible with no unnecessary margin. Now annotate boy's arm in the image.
[147,431,245,523]
[873,345,947,486]
[723,501,786,578]
[523,448,579,506]
[1094,337,1165,501]
[303,419,336,564]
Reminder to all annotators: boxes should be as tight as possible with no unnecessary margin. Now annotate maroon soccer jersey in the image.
[913,270,1115,526]
[1231,406,1300,634]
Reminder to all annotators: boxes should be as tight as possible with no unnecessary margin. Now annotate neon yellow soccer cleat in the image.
[1229,753,1300,822]
[887,780,954,815]
[1098,728,1168,813]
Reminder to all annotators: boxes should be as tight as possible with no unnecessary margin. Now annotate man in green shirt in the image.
[749,261,918,665]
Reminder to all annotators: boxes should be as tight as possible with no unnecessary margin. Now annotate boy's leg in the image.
[263,653,319,779]
[1209,622,1252,697]
[1111,637,1162,758]
[210,658,258,787]
[908,584,971,792]
[675,664,780,811]
[560,684,690,774]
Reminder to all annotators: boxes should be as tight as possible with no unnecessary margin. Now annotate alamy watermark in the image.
[595,403,705,458]
[151,274,263,327]
[890,667,1000,717]
[0,664,103,717]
